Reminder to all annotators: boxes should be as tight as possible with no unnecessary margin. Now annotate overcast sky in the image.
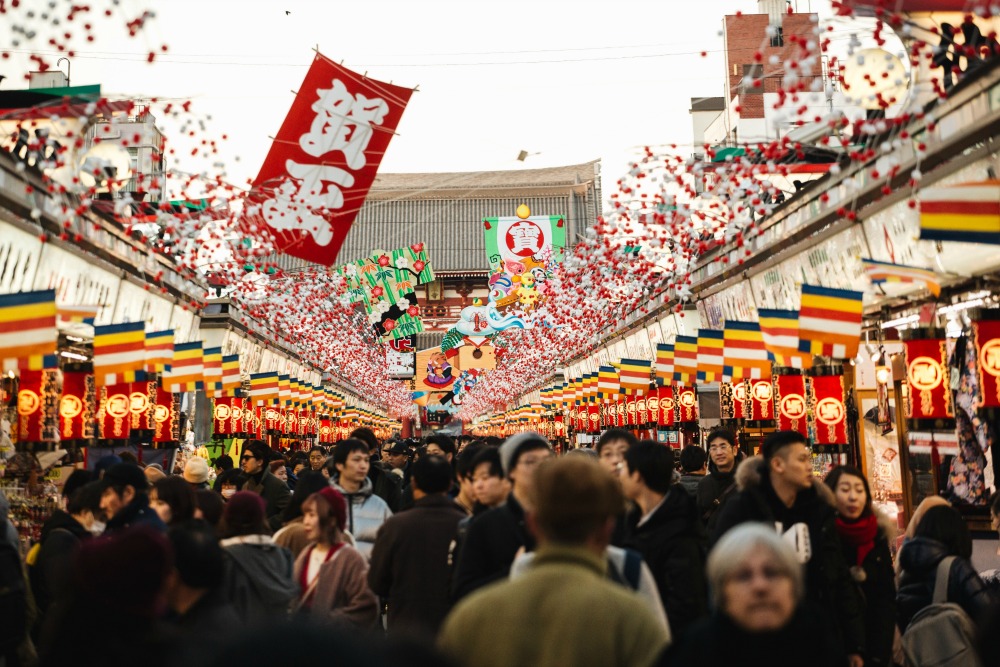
[7,0,866,195]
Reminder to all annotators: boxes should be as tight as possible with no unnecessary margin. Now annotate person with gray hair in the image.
[659,523,845,666]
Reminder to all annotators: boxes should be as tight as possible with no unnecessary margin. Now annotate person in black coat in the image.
[621,441,708,638]
[896,504,998,631]
[450,433,551,600]
[697,428,742,531]
[712,432,866,666]
[661,523,845,667]
[239,440,291,531]
[368,455,466,637]
[825,466,897,667]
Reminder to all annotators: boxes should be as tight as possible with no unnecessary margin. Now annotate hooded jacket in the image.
[31,510,91,615]
[896,536,997,631]
[333,477,392,560]
[220,535,297,623]
[623,485,708,638]
[712,457,866,656]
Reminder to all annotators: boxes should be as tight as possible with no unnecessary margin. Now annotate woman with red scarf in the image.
[825,466,897,667]
[292,487,378,628]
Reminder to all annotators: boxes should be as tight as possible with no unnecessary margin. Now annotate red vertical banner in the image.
[732,382,747,419]
[776,375,808,436]
[676,386,698,423]
[658,386,675,427]
[903,336,952,420]
[973,318,1000,408]
[16,370,45,442]
[812,375,848,445]
[213,397,235,436]
[97,383,132,440]
[153,388,178,444]
[748,379,774,421]
[128,381,155,431]
[59,371,92,441]
[587,404,600,433]
[231,397,246,435]
[625,395,637,427]
[637,396,650,426]
[553,414,565,440]
[647,390,661,427]
[249,54,414,265]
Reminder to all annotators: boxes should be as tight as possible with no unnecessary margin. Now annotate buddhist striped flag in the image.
[145,329,174,373]
[919,180,1000,245]
[723,320,772,381]
[798,284,864,360]
[619,358,651,394]
[696,329,725,382]
[598,366,620,400]
[204,347,223,397]
[673,335,699,383]
[655,344,674,386]
[249,372,280,406]
[162,342,204,393]
[0,289,57,372]
[56,303,100,324]
[861,258,941,297]
[221,355,241,394]
[93,321,147,386]
[759,309,811,369]
[279,375,292,406]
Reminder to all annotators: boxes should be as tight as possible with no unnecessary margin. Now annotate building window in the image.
[742,64,764,95]
[770,26,784,48]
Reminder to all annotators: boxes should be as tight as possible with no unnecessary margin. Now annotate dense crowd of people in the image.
[2,427,1000,666]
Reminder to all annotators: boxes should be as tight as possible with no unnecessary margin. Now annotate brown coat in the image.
[292,543,378,629]
[273,519,310,560]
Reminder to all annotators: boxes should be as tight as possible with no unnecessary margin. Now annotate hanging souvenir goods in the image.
[16,369,59,443]
[153,387,179,445]
[811,373,848,445]
[973,314,1000,408]
[902,329,953,422]
[747,379,775,421]
[676,386,698,423]
[59,371,94,441]
[97,383,132,440]
[775,374,808,437]
[249,53,414,265]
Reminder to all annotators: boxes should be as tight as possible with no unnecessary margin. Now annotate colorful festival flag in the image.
[798,284,864,360]
[655,343,675,386]
[203,347,223,397]
[0,289,57,372]
[619,358,651,394]
[919,180,1000,245]
[758,309,812,369]
[696,329,725,383]
[221,354,241,394]
[250,53,414,265]
[723,320,772,381]
[673,335,699,384]
[56,303,100,324]
[598,365,620,400]
[162,342,204,393]
[92,321,146,386]
[861,258,941,297]
[145,329,174,373]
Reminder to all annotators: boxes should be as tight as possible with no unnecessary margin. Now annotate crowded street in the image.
[2,1,1000,666]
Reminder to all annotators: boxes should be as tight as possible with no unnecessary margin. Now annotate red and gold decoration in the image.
[59,371,93,441]
[97,383,132,440]
[811,374,848,445]
[676,386,698,423]
[903,333,953,420]
[16,369,58,443]
[973,317,1000,409]
[747,379,774,421]
[775,374,808,436]
[153,388,179,444]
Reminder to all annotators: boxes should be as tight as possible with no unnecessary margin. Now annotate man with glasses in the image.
[240,440,290,531]
[697,428,741,531]
[451,432,552,600]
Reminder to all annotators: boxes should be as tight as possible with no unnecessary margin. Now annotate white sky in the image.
[7,0,860,194]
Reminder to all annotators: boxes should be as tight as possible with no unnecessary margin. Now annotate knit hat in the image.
[74,526,173,617]
[222,491,265,534]
[499,431,551,477]
[183,456,210,485]
[317,486,347,531]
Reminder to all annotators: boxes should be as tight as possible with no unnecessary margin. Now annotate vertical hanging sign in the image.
[59,370,92,441]
[250,54,414,265]
[811,374,848,445]
[973,318,1000,408]
[775,374,808,436]
[902,334,952,420]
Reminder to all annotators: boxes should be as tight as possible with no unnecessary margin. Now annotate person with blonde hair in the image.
[661,523,845,666]
[439,456,669,667]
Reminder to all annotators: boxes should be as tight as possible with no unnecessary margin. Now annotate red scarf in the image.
[298,542,344,609]
[835,513,878,567]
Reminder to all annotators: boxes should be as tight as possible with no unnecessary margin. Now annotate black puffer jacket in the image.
[896,536,998,631]
[712,457,866,656]
[839,522,896,667]
[622,485,708,638]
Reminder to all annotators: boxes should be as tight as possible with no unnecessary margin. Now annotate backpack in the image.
[0,517,28,653]
[901,556,982,667]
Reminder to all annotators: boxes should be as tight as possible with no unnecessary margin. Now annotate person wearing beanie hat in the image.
[100,462,166,533]
[293,486,377,628]
[218,491,296,624]
[183,457,211,490]
[452,432,551,600]
[144,463,167,485]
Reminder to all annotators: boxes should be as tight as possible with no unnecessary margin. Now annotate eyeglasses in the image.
[241,454,255,461]
[708,443,732,452]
